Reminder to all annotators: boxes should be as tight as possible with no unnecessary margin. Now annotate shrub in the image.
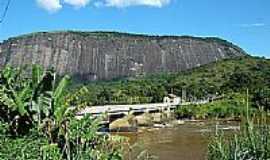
[208,110,270,160]
[0,135,49,160]
[175,96,245,120]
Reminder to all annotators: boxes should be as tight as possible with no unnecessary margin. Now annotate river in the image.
[114,121,240,160]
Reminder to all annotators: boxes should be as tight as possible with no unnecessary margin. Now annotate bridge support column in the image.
[165,106,174,119]
[152,112,162,123]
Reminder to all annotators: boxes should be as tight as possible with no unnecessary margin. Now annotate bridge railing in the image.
[77,101,179,116]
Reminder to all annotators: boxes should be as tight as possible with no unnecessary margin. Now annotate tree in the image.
[252,88,270,110]
[224,67,252,92]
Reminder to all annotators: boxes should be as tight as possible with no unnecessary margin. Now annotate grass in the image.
[207,91,270,160]
[208,115,270,159]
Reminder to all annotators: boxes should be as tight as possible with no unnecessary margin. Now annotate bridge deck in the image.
[78,102,178,116]
[76,96,223,125]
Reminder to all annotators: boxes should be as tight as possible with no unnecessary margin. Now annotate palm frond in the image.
[53,75,70,100]
[32,65,44,88]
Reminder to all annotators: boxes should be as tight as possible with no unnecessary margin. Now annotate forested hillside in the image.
[71,56,270,109]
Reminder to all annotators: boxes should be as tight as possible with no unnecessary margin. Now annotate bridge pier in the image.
[109,114,137,132]
[77,96,181,130]
[134,113,153,126]
[152,112,163,123]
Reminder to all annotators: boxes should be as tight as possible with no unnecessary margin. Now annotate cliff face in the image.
[0,31,246,80]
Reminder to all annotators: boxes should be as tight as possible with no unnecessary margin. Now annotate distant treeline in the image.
[71,56,270,109]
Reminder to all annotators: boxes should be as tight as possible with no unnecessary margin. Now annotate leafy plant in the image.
[0,65,125,159]
[0,65,34,135]
[207,95,270,160]
[175,93,246,120]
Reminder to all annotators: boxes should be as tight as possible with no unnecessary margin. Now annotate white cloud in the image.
[104,0,171,8]
[36,0,170,12]
[36,0,62,12]
[64,0,91,8]
[239,23,266,28]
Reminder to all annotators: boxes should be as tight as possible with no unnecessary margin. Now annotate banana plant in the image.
[30,65,55,125]
[36,73,72,141]
[0,66,33,135]
[28,65,71,127]
[0,65,71,135]
[0,66,32,117]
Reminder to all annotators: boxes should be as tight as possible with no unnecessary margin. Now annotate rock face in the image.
[0,31,246,81]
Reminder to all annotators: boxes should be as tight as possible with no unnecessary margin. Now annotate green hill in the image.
[71,56,270,111]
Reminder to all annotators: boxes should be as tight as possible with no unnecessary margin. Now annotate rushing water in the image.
[114,121,240,160]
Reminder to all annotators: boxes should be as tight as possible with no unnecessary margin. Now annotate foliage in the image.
[0,65,124,160]
[0,117,124,160]
[72,79,168,105]
[59,114,125,160]
[0,64,73,136]
[0,65,39,135]
[41,143,63,160]
[0,135,49,160]
[252,88,270,110]
[70,57,270,110]
[175,93,247,119]
[207,111,270,160]
[0,121,8,135]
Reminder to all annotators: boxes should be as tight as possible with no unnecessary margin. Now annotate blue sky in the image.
[0,0,269,57]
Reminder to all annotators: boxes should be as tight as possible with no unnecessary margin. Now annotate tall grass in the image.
[207,90,270,160]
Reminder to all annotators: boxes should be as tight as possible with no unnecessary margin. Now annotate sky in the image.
[0,0,269,57]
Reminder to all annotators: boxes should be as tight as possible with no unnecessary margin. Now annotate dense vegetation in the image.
[175,93,247,120]
[0,65,124,159]
[208,107,270,160]
[71,56,270,111]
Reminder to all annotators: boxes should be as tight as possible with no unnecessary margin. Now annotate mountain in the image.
[0,31,247,81]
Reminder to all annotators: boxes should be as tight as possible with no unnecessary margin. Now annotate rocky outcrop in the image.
[0,31,246,81]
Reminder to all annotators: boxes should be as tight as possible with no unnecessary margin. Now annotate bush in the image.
[208,111,270,160]
[0,135,49,160]
[175,96,245,120]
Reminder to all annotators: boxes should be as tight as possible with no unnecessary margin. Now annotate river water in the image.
[115,121,239,160]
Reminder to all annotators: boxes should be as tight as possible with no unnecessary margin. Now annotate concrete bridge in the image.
[77,95,180,124]
[76,94,223,127]
[77,102,176,117]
